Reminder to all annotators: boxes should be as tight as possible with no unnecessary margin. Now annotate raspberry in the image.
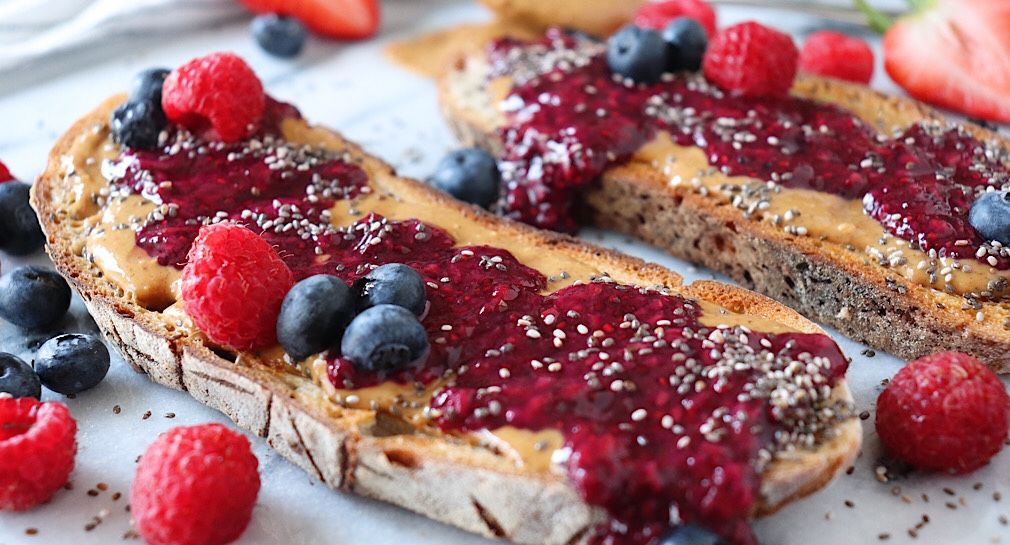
[162,53,266,142]
[702,21,798,98]
[633,0,717,37]
[799,30,874,84]
[0,160,12,182]
[132,424,260,545]
[0,398,77,511]
[182,223,293,351]
[876,352,1010,473]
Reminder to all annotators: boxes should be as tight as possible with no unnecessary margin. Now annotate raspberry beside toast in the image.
[438,32,1010,372]
[32,90,858,544]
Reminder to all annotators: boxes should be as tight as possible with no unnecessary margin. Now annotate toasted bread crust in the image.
[439,54,1010,374]
[32,97,859,545]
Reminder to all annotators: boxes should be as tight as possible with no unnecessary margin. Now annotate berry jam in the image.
[109,99,850,545]
[488,31,1010,268]
[115,99,369,270]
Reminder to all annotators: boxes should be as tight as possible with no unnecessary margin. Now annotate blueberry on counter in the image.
[111,99,167,151]
[607,25,668,84]
[663,18,708,72]
[0,353,41,399]
[252,14,307,58]
[429,148,501,208]
[33,334,110,395]
[656,525,729,545]
[277,275,357,361]
[130,68,170,105]
[0,266,71,330]
[355,263,426,316]
[969,190,1010,245]
[341,304,429,374]
[0,181,45,256]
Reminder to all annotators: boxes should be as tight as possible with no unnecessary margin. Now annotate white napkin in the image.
[0,0,246,77]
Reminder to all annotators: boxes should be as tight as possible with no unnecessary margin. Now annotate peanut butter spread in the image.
[60,107,816,477]
[385,0,642,77]
[633,133,1010,297]
[387,21,541,78]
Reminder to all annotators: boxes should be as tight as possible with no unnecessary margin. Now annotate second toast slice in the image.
[439,31,1010,372]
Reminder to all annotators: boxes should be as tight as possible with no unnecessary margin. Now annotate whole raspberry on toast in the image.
[31,53,858,545]
[438,22,1010,373]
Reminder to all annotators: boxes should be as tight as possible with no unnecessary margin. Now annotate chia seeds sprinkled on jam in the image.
[486,30,1010,288]
[100,92,852,545]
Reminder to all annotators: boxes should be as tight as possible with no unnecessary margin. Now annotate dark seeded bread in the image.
[31,96,860,545]
[439,52,1010,373]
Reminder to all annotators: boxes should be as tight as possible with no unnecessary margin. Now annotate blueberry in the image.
[0,181,45,256]
[429,148,501,208]
[656,525,729,545]
[662,18,708,72]
[277,275,356,361]
[607,25,668,84]
[111,100,167,150]
[252,14,307,59]
[341,304,429,374]
[970,190,1010,245]
[34,334,110,395]
[0,266,71,330]
[130,68,170,105]
[0,353,41,399]
[354,263,426,316]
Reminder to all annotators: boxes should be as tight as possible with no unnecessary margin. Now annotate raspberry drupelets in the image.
[0,398,77,511]
[484,29,1010,280]
[182,223,294,351]
[876,352,1010,473]
[132,424,260,545]
[702,22,799,98]
[633,0,718,37]
[162,53,266,142]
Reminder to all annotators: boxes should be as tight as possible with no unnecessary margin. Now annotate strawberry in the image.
[239,0,380,40]
[858,0,1010,123]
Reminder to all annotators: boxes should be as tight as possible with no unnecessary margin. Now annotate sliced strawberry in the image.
[240,0,380,40]
[861,0,1010,123]
[633,0,717,37]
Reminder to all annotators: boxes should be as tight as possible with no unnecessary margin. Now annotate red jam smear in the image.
[116,99,372,270]
[431,282,847,545]
[489,30,1010,268]
[111,99,849,545]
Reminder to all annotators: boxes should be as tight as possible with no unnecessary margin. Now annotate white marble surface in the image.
[0,1,1007,544]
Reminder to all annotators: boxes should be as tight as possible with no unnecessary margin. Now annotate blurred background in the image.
[0,0,903,92]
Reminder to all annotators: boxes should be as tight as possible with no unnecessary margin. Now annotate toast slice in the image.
[438,34,1010,373]
[32,93,859,545]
